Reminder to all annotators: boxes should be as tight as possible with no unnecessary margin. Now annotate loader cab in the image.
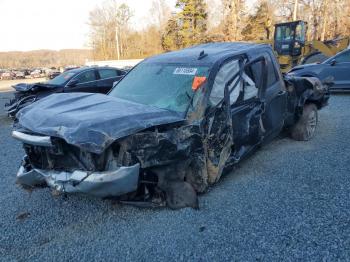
[274,20,306,57]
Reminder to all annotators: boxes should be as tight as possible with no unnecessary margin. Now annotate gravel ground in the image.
[0,93,349,261]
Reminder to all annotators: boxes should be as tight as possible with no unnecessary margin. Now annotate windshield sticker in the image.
[173,68,198,75]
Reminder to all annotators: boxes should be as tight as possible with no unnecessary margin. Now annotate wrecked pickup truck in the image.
[12,43,330,209]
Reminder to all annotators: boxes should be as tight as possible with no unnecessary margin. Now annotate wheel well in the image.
[305,100,322,110]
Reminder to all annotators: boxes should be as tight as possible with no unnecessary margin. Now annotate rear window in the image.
[250,54,278,88]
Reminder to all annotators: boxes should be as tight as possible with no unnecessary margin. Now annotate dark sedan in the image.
[5,66,126,117]
[289,49,350,91]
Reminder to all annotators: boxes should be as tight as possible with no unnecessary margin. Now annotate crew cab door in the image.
[250,53,287,140]
[204,58,263,183]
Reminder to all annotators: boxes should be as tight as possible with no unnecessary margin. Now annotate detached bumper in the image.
[16,161,140,198]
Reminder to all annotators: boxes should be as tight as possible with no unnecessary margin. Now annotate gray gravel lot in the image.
[0,92,349,261]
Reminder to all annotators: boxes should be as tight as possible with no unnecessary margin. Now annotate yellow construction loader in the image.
[270,20,350,72]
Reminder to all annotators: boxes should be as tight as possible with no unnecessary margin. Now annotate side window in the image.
[242,71,258,101]
[210,59,258,106]
[210,59,240,105]
[75,70,96,84]
[99,69,117,79]
[334,51,350,63]
[250,53,278,88]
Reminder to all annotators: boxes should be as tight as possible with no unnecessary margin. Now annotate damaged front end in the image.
[12,82,234,209]
[5,83,58,118]
[5,95,38,118]
[12,122,208,208]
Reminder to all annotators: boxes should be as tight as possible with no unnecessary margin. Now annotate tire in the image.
[291,103,318,141]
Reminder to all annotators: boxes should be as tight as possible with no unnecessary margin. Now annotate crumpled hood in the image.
[13,82,55,92]
[16,93,185,154]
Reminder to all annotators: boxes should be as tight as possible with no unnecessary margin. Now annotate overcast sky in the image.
[0,0,256,52]
[0,0,176,52]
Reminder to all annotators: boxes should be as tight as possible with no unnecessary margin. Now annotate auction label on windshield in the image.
[173,67,198,75]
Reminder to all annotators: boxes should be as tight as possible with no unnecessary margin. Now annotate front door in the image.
[204,57,263,183]
[326,50,350,89]
[65,69,99,93]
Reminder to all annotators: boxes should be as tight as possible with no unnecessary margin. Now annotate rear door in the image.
[250,52,287,140]
[97,68,124,94]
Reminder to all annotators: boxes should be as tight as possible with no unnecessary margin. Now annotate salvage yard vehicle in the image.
[269,20,350,72]
[46,70,61,80]
[12,43,330,209]
[5,66,127,118]
[1,71,16,80]
[289,48,350,92]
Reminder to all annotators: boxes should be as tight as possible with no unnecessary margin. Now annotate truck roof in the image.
[145,42,270,65]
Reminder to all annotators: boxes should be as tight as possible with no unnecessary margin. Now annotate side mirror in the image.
[330,59,337,66]
[67,79,79,87]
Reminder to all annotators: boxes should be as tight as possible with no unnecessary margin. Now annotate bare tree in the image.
[150,0,171,30]
[221,0,246,41]
[88,0,133,60]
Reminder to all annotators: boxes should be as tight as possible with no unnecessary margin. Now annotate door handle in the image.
[277,90,286,96]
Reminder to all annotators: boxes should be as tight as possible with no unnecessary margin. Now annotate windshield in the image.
[275,25,295,41]
[46,71,75,85]
[109,63,210,113]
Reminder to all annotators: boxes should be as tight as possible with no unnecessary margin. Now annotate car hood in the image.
[16,93,185,154]
[13,82,57,92]
[289,63,322,73]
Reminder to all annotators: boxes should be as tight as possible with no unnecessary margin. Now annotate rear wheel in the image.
[290,103,318,141]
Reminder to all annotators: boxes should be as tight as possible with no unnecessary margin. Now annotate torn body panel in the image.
[17,156,140,198]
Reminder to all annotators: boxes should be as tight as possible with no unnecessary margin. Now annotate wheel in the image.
[290,103,318,141]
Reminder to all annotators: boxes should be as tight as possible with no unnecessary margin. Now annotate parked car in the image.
[12,43,330,209]
[46,71,61,80]
[5,66,126,117]
[1,71,16,80]
[30,69,44,79]
[289,48,350,91]
[14,71,25,79]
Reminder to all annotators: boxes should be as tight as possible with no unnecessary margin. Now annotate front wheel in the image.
[290,104,318,141]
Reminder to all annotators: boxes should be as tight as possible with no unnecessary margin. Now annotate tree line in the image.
[89,0,350,60]
[0,49,91,69]
[1,0,349,68]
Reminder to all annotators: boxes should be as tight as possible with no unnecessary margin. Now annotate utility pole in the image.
[293,0,298,21]
[320,0,329,41]
[116,26,120,60]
